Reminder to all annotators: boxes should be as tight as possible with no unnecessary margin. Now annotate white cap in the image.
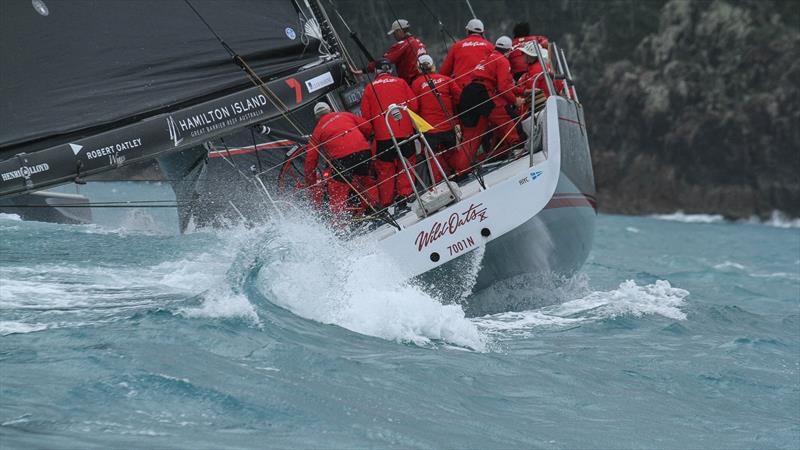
[465,18,484,33]
[495,36,512,51]
[520,42,544,58]
[417,54,434,70]
[387,19,409,35]
[313,102,331,116]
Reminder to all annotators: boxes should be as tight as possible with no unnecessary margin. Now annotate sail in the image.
[0,0,321,156]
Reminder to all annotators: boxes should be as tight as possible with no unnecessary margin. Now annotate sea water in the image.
[1,182,798,449]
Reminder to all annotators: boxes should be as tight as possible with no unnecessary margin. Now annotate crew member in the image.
[509,22,550,80]
[360,59,420,208]
[453,36,524,172]
[367,19,427,85]
[304,102,379,220]
[515,42,563,99]
[410,55,462,182]
[439,18,494,88]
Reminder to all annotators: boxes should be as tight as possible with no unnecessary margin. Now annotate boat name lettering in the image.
[448,236,476,256]
[414,202,488,252]
[1,163,50,182]
[85,138,142,160]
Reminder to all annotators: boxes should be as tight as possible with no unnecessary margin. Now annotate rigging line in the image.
[254,59,523,179]
[183,0,309,139]
[465,0,477,19]
[250,128,264,173]
[417,0,457,44]
[184,0,380,220]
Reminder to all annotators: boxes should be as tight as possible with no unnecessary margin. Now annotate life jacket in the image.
[515,59,563,98]
[469,50,517,106]
[440,34,494,88]
[360,73,419,141]
[304,111,373,186]
[410,73,462,132]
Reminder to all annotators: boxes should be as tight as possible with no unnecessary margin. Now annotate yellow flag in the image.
[407,109,435,133]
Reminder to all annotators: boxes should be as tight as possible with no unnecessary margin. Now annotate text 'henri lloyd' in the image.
[414,203,488,252]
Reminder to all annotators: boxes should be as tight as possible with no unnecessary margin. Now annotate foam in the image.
[256,214,487,351]
[746,210,800,229]
[0,213,21,221]
[474,280,689,336]
[714,261,747,270]
[651,211,724,224]
[0,321,49,336]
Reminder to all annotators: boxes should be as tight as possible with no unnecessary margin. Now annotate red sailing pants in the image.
[327,150,379,219]
[452,105,521,174]
[374,139,417,206]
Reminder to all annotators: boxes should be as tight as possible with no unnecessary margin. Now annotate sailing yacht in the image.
[0,0,595,307]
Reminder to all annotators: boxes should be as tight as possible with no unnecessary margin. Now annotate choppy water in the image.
[1,182,798,449]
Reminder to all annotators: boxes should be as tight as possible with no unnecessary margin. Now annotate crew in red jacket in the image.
[360,59,420,208]
[508,22,550,80]
[410,55,462,182]
[367,19,427,85]
[439,19,495,88]
[515,42,564,99]
[453,36,524,173]
[304,102,379,219]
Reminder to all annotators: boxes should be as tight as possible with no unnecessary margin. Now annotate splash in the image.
[255,214,487,351]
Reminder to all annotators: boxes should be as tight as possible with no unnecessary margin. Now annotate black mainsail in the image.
[0,0,344,198]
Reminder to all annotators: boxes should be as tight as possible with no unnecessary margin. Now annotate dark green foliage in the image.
[331,0,799,218]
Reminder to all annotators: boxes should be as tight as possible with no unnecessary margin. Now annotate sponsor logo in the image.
[285,27,296,40]
[414,202,488,252]
[530,170,543,180]
[69,143,83,155]
[1,163,50,182]
[167,116,183,147]
[518,176,530,185]
[462,41,488,48]
[167,94,269,142]
[305,72,334,93]
[83,138,142,160]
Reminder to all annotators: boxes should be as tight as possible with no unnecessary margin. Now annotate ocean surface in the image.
[1,182,798,449]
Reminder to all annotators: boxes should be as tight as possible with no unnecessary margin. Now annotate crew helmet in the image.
[313,102,331,116]
[520,42,544,58]
[465,18,484,33]
[417,54,435,72]
[375,58,393,74]
[387,19,410,35]
[495,36,513,51]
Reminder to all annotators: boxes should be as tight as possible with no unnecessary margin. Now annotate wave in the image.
[651,209,800,228]
[743,210,800,229]
[474,280,690,337]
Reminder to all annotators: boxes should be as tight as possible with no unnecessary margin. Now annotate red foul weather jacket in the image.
[439,34,494,88]
[368,35,427,84]
[509,35,550,76]
[470,50,517,106]
[360,73,419,141]
[515,59,563,98]
[304,111,372,185]
[410,73,462,133]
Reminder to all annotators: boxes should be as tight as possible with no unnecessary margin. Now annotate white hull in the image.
[370,96,596,307]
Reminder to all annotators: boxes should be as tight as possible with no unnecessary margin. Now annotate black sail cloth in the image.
[0,0,320,157]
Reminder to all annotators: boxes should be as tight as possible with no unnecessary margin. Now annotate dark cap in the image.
[375,58,393,74]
